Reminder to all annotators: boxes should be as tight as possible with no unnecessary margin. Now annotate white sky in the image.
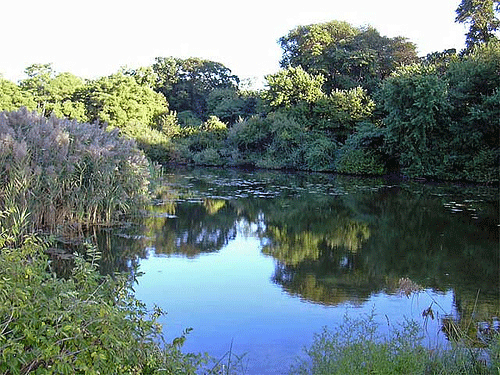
[1,0,467,87]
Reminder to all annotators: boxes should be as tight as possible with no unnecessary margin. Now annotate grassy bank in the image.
[292,309,500,375]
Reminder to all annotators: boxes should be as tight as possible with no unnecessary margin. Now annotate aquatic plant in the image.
[0,108,151,231]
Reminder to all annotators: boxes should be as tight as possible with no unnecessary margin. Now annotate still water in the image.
[98,167,499,374]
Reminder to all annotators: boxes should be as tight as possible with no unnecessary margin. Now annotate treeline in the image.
[1,7,499,183]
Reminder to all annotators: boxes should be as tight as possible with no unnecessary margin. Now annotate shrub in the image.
[259,112,306,169]
[228,115,272,154]
[0,210,205,374]
[192,148,224,166]
[292,311,427,375]
[0,108,151,230]
[302,135,338,171]
[291,310,500,375]
[119,121,174,163]
[335,148,385,175]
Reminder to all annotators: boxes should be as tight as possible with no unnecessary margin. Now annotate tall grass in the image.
[292,297,500,374]
[0,108,151,231]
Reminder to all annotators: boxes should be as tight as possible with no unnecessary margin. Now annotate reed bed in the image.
[0,108,151,232]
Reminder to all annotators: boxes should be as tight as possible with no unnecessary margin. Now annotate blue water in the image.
[133,221,454,374]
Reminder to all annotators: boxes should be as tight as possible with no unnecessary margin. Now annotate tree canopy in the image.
[279,21,419,92]
[152,57,240,120]
[456,0,500,52]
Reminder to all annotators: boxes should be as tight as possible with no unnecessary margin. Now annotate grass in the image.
[0,108,151,232]
[291,291,500,375]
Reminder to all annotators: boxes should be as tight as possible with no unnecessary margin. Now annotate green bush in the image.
[292,311,427,375]
[119,121,174,163]
[228,115,272,154]
[0,108,151,230]
[258,112,306,169]
[0,210,205,374]
[335,147,386,175]
[192,148,225,166]
[302,135,338,171]
[335,125,387,175]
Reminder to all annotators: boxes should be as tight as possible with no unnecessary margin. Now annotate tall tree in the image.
[83,72,169,129]
[279,21,418,93]
[456,0,500,52]
[152,57,239,120]
[19,63,54,115]
[19,64,88,121]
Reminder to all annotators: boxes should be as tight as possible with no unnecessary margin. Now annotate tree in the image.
[264,66,325,109]
[0,78,36,111]
[83,72,169,129]
[279,21,418,92]
[206,88,245,124]
[18,64,87,121]
[46,72,88,122]
[19,63,54,115]
[379,64,452,178]
[456,0,500,52]
[153,57,239,120]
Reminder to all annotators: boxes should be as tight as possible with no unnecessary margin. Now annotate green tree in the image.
[47,72,88,122]
[0,78,36,111]
[456,0,500,52]
[153,57,239,120]
[19,63,54,115]
[379,64,452,178]
[18,64,87,121]
[83,72,169,129]
[445,41,500,182]
[279,21,418,92]
[206,88,245,124]
[264,66,325,109]
[291,87,375,138]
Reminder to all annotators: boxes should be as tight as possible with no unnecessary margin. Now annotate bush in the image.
[228,115,272,154]
[0,108,151,230]
[335,148,385,175]
[0,210,205,374]
[258,112,306,169]
[192,148,225,166]
[119,121,174,163]
[302,135,338,171]
[292,311,427,375]
[335,124,387,175]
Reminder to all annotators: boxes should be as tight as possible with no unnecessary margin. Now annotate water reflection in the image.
[96,168,499,350]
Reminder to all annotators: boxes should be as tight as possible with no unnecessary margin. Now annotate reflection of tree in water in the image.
[150,199,238,257]
[256,183,498,311]
[439,288,500,348]
[96,168,498,321]
[258,194,378,305]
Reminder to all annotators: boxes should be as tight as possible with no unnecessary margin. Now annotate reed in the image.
[0,108,151,232]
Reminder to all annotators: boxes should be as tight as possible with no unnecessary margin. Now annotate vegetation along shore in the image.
[0,0,498,373]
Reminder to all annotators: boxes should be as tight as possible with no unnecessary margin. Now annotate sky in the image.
[1,0,467,87]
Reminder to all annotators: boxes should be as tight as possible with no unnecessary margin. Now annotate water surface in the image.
[98,167,499,374]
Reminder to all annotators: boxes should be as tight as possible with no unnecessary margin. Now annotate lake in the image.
[96,167,499,374]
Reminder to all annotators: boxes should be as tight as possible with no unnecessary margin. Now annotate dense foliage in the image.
[278,20,419,93]
[0,210,205,374]
[0,3,498,182]
[380,42,500,182]
[456,0,500,52]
